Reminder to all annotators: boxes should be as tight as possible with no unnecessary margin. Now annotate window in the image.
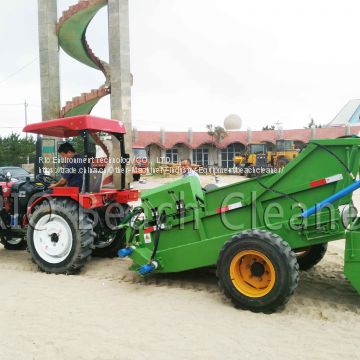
[221,143,244,168]
[165,149,178,163]
[133,148,147,158]
[248,144,266,154]
[193,148,209,166]
[276,140,293,151]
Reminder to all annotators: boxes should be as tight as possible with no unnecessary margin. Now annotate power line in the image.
[0,103,23,106]
[0,57,38,85]
[0,103,40,108]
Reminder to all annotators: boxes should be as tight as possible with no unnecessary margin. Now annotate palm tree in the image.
[206,124,227,178]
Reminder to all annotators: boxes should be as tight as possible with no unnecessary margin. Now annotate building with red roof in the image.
[133,125,359,168]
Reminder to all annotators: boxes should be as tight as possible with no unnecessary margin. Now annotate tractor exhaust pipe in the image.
[34,135,42,177]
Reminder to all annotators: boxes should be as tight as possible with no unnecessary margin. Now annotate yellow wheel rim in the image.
[230,250,276,298]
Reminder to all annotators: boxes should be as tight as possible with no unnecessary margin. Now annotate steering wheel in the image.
[35,174,56,186]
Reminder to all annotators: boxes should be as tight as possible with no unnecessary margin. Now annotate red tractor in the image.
[0,115,138,274]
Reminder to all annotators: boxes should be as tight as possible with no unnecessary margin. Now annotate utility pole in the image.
[24,100,29,163]
[24,100,28,136]
[24,100,28,126]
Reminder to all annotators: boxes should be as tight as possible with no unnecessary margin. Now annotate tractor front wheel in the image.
[92,203,130,258]
[27,199,95,274]
[217,230,299,313]
[295,243,328,271]
[1,236,27,250]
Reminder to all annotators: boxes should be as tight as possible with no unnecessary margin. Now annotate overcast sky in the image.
[1,0,360,135]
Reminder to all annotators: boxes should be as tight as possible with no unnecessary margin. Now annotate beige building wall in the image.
[208,146,219,166]
[146,144,162,165]
[174,144,190,162]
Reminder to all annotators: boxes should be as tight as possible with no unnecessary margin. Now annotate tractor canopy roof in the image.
[23,115,126,137]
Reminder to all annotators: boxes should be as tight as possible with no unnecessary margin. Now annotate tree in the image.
[0,133,36,166]
[305,118,322,129]
[206,124,228,145]
[206,124,227,168]
[262,125,275,130]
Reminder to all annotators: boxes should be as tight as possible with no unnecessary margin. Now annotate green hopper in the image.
[119,138,360,313]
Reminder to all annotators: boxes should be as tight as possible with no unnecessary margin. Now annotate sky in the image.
[1,0,360,135]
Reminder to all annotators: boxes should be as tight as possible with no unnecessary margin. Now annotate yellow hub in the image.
[230,250,276,298]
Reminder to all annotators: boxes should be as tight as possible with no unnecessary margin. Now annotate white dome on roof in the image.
[224,114,242,130]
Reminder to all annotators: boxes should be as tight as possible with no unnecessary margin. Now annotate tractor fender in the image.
[24,193,52,225]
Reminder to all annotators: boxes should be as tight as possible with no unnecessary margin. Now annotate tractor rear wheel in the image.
[295,243,328,271]
[1,236,27,250]
[27,198,95,274]
[217,230,299,313]
[92,203,130,258]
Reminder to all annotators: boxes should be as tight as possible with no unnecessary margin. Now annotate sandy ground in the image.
[0,175,360,360]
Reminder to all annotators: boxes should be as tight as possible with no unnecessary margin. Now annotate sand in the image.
[0,175,359,360]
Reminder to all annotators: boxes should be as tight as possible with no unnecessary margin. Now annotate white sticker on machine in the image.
[144,233,152,244]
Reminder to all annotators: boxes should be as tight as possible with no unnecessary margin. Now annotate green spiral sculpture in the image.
[57,0,109,117]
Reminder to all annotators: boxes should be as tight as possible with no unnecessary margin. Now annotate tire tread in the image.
[216,229,299,313]
[27,198,94,274]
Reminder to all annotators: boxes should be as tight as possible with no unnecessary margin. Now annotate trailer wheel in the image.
[295,243,328,271]
[217,230,299,313]
[27,198,94,274]
[1,236,27,250]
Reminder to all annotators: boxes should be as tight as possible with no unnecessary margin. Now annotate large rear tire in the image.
[217,229,299,313]
[27,198,94,274]
[295,243,328,271]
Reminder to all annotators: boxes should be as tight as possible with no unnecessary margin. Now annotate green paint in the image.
[58,1,108,117]
[42,146,55,153]
[345,220,360,294]
[63,98,99,118]
[124,138,360,296]
[58,1,107,69]
[42,139,55,153]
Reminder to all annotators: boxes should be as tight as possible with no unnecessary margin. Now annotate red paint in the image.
[23,115,126,137]
[216,206,229,214]
[0,180,16,212]
[310,179,327,188]
[144,227,155,234]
